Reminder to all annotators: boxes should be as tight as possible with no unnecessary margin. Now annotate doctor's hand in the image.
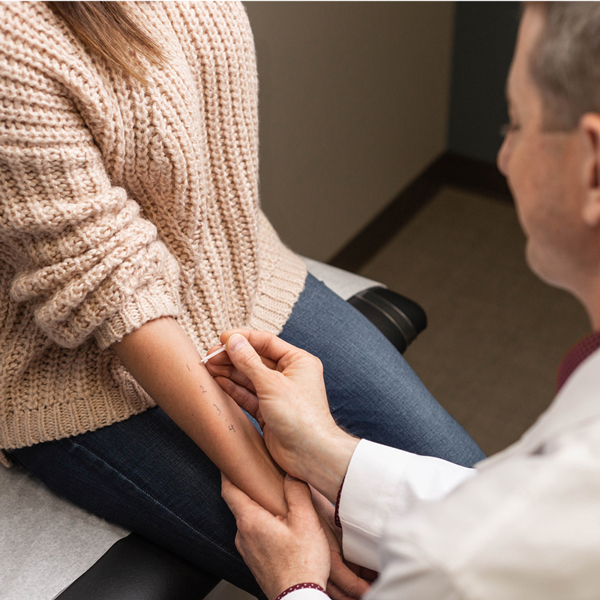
[206,330,359,502]
[222,473,330,600]
[313,488,377,599]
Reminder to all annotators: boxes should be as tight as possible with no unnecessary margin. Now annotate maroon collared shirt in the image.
[556,331,600,392]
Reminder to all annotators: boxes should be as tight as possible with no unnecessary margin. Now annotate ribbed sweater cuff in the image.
[94,279,181,350]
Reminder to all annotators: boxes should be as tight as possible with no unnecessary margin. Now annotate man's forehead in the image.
[519,8,547,72]
[505,74,514,108]
[506,8,545,111]
[504,49,521,114]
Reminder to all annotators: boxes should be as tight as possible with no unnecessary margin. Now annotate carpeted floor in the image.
[359,186,590,456]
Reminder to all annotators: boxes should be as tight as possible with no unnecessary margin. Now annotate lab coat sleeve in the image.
[281,590,329,600]
[339,439,475,571]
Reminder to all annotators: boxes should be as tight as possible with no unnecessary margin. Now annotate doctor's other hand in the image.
[222,473,330,600]
[207,330,359,501]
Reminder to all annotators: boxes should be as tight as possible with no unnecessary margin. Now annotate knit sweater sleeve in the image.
[0,8,181,350]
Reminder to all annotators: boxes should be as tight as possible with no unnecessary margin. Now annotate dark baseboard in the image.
[328,151,512,273]
[439,152,512,203]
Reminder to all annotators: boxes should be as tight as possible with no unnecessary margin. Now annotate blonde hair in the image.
[46,1,165,83]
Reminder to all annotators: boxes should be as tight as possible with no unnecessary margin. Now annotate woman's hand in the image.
[222,474,330,600]
[206,330,359,502]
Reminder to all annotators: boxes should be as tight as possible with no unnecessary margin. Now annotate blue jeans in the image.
[279,276,483,465]
[12,274,483,596]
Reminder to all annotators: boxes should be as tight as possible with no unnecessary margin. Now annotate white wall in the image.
[245,1,456,261]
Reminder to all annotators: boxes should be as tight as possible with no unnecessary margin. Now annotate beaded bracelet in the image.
[275,582,327,600]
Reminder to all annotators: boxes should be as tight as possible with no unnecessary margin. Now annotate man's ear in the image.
[579,113,600,227]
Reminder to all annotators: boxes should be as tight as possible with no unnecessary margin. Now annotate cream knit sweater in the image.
[0,1,307,461]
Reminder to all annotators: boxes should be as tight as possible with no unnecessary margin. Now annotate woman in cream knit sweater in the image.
[0,2,483,596]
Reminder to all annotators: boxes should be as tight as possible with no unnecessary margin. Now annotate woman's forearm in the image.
[111,317,287,517]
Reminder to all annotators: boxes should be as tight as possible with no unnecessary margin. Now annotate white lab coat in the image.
[288,347,600,599]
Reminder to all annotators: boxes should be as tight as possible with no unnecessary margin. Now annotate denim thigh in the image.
[279,274,485,467]
[11,407,264,598]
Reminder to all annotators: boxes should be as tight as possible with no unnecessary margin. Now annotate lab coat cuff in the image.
[339,439,476,571]
[339,439,412,570]
[280,588,329,600]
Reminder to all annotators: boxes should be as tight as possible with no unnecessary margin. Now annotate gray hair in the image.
[529,1,600,130]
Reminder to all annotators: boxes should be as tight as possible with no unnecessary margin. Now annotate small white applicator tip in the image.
[201,346,227,364]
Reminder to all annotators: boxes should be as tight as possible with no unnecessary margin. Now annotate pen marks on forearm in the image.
[186,363,191,371]
[200,385,207,394]
[211,404,235,432]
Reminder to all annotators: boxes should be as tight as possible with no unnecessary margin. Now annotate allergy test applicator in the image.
[201,346,227,364]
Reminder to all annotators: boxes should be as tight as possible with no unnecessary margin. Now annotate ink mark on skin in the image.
[200,385,207,394]
[213,404,222,416]
[186,364,191,372]
[229,424,235,432]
